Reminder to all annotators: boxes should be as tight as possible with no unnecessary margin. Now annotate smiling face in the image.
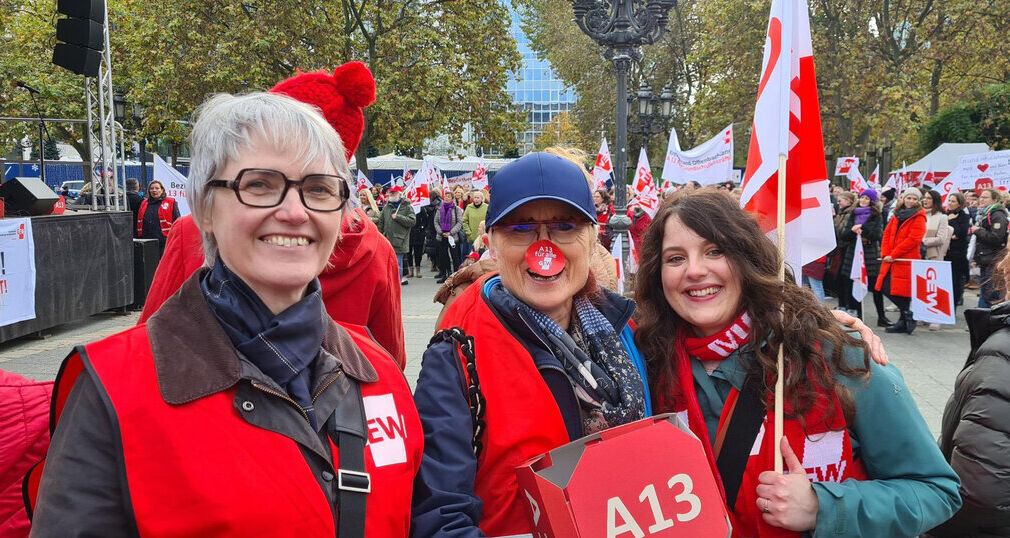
[488,199,595,328]
[903,193,920,209]
[978,189,995,206]
[201,136,343,313]
[858,195,871,207]
[660,216,743,337]
[148,182,165,199]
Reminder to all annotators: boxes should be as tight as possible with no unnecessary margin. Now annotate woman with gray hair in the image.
[26,92,422,537]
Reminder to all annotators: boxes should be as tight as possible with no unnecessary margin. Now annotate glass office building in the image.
[507,7,578,154]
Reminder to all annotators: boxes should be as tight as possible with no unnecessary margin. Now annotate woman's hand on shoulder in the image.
[756,438,818,532]
[830,309,888,365]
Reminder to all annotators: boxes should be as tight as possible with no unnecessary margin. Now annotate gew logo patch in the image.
[363,394,407,467]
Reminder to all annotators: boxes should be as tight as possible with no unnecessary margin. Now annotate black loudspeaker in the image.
[57,0,105,24]
[132,239,160,309]
[53,43,101,77]
[0,177,59,216]
[56,18,103,50]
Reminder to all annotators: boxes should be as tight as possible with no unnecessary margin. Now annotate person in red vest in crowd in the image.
[136,179,180,254]
[136,63,407,369]
[0,369,51,538]
[26,85,423,537]
[634,190,960,537]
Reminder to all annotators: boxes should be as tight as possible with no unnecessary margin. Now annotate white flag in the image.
[471,158,488,190]
[661,124,734,186]
[849,236,867,302]
[355,170,373,192]
[910,260,955,324]
[593,138,613,190]
[610,234,624,295]
[866,164,880,188]
[934,174,958,210]
[632,148,654,195]
[834,156,859,177]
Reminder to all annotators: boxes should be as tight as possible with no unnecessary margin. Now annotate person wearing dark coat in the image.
[408,196,436,279]
[125,179,144,233]
[971,188,1008,307]
[927,299,1010,538]
[840,189,889,325]
[829,192,856,298]
[945,192,971,308]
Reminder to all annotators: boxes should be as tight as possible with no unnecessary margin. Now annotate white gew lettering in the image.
[802,430,845,483]
[363,394,407,467]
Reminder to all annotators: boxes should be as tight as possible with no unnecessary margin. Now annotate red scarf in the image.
[654,317,867,537]
[683,313,752,361]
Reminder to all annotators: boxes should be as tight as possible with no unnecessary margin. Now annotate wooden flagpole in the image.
[774,153,787,474]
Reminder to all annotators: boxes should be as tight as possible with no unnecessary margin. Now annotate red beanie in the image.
[269,62,376,163]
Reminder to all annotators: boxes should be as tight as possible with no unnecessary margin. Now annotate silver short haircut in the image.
[186,92,353,264]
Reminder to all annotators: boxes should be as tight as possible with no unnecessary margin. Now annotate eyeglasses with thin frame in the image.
[494,220,588,246]
[208,168,349,212]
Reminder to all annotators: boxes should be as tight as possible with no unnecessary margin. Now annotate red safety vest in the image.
[437,274,570,536]
[657,356,868,538]
[26,322,421,537]
[136,197,176,237]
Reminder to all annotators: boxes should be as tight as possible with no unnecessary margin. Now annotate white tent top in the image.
[351,154,514,172]
[905,143,990,172]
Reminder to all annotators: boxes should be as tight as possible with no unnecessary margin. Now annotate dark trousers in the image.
[436,236,460,277]
[408,242,425,267]
[880,276,911,311]
[979,261,1002,307]
[948,256,969,305]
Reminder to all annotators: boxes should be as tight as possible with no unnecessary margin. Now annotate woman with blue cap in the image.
[410,152,651,537]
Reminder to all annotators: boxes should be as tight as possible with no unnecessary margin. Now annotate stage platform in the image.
[0,210,134,343]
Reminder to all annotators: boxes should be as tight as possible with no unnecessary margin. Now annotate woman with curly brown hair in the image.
[633,189,960,537]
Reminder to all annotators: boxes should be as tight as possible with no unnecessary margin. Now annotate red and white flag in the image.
[934,174,958,209]
[739,0,835,280]
[848,167,868,193]
[882,171,898,192]
[402,165,414,189]
[866,164,880,187]
[471,158,488,191]
[628,231,639,273]
[849,235,867,302]
[922,163,936,187]
[610,234,624,294]
[593,138,613,190]
[635,188,661,219]
[406,163,430,214]
[632,148,654,195]
[356,170,373,192]
[834,156,859,177]
[911,260,955,324]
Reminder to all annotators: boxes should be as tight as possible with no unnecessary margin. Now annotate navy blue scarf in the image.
[201,259,325,429]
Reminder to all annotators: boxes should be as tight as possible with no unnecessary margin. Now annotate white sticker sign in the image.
[363,393,407,467]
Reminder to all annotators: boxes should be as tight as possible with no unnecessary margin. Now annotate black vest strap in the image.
[327,380,370,538]
[715,375,765,508]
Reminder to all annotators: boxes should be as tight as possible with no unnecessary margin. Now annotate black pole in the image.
[139,138,147,190]
[26,90,49,185]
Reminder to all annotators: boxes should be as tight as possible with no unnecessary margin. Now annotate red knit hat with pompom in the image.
[269,62,376,163]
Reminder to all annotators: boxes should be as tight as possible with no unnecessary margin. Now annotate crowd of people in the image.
[4,62,1009,538]
[809,182,1008,334]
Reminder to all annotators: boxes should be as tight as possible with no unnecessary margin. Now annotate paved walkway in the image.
[0,268,971,437]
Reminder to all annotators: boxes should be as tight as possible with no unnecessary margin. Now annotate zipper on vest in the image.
[251,381,311,423]
[311,371,343,403]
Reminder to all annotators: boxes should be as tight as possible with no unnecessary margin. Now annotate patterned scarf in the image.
[507,287,646,434]
[201,259,325,429]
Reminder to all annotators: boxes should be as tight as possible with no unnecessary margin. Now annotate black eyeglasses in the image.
[208,168,349,212]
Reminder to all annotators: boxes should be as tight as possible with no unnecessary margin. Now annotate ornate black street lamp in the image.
[113,93,148,189]
[570,0,676,290]
[628,82,674,147]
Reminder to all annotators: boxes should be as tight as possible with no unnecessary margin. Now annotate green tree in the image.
[919,82,1010,151]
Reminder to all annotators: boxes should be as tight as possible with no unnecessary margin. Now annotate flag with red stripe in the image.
[739,0,834,280]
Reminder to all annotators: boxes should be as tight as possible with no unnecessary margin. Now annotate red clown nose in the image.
[525,240,566,277]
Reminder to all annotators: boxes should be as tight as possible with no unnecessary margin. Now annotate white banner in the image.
[910,260,955,324]
[593,138,613,190]
[0,218,36,326]
[948,150,1010,192]
[661,124,734,186]
[153,155,191,216]
[610,234,624,295]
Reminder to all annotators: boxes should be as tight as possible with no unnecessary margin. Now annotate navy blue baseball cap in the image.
[485,152,597,227]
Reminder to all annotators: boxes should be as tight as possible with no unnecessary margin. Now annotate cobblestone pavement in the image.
[0,268,972,437]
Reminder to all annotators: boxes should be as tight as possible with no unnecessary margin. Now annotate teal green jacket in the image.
[689,343,961,537]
